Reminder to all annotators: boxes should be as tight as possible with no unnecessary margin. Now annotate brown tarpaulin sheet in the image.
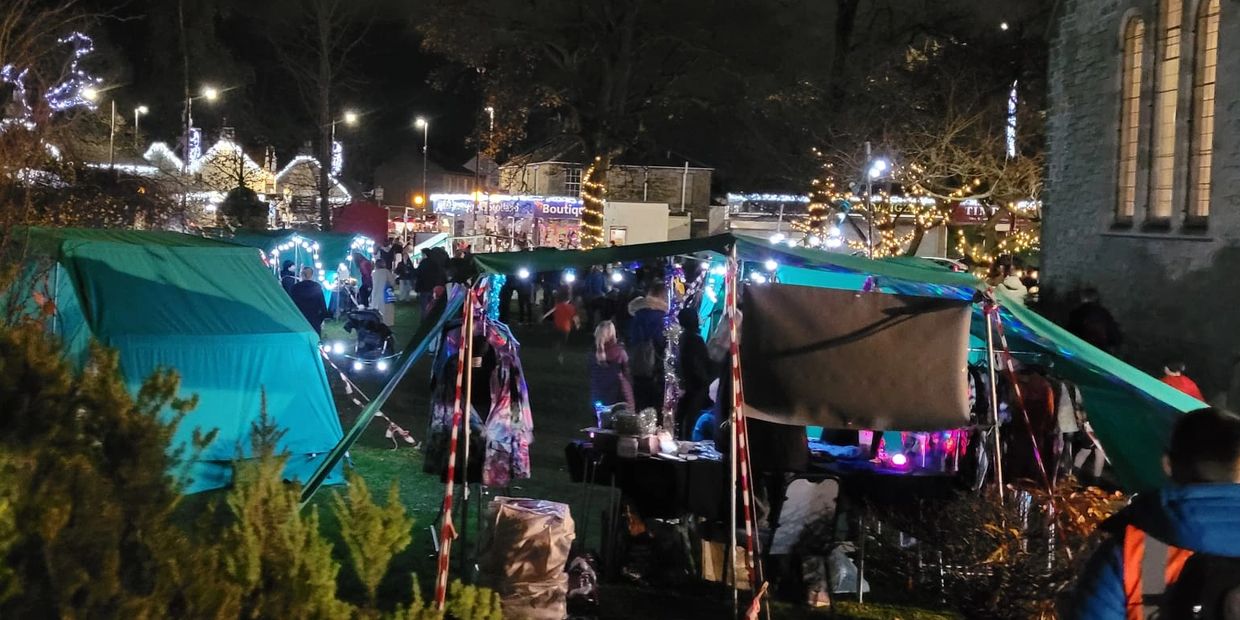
[740,284,971,431]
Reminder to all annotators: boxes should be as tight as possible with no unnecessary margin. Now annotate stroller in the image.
[342,308,397,371]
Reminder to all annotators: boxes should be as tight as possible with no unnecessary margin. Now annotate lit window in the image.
[1151,0,1183,220]
[564,167,582,195]
[1118,17,1145,220]
[1188,0,1219,220]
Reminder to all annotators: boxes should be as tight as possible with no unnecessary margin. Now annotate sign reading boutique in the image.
[430,194,584,220]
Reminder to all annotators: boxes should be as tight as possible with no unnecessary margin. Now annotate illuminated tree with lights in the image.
[802,12,1046,263]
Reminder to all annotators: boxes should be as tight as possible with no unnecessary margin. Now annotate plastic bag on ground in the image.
[828,544,870,594]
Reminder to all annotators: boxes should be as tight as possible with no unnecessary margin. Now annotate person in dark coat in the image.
[354,253,374,308]
[1067,288,1123,353]
[279,260,297,293]
[290,267,329,335]
[414,247,448,316]
[626,282,669,411]
[713,366,808,530]
[676,307,713,438]
[514,271,534,323]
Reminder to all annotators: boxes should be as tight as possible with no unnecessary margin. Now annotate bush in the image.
[0,322,498,618]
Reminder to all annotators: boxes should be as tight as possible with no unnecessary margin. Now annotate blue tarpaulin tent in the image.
[14,228,345,493]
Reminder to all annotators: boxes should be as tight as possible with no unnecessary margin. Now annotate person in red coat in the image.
[1161,360,1205,401]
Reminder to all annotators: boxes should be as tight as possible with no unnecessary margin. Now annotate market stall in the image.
[430,193,584,250]
[296,232,1203,612]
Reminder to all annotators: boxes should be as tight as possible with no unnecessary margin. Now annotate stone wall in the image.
[1043,0,1240,401]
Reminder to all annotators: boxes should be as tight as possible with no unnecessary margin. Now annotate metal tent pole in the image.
[460,286,476,576]
[299,293,465,508]
[727,248,739,617]
[985,302,1005,505]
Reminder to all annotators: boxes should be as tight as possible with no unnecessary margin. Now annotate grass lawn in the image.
[310,300,955,619]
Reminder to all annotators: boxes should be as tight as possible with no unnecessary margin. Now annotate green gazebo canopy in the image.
[471,233,1201,491]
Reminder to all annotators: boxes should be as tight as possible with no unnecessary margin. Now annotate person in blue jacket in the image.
[1067,407,1240,619]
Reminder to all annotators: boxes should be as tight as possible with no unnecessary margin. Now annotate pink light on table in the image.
[890,453,908,467]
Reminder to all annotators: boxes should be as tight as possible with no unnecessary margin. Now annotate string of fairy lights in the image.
[579,157,606,249]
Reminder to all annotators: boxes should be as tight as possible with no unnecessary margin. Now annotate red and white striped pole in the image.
[729,260,757,586]
[435,287,474,608]
[728,249,766,618]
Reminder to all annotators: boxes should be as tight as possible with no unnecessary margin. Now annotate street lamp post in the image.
[82,87,117,170]
[133,105,148,150]
[108,99,116,169]
[184,85,219,173]
[415,116,429,209]
[862,143,889,259]
[329,109,359,174]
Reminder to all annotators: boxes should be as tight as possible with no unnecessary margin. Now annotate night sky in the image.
[71,0,1048,193]
[87,0,479,184]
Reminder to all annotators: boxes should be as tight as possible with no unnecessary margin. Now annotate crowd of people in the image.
[280,237,463,335]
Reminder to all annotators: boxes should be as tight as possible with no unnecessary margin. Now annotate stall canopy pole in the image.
[460,284,479,577]
[724,246,767,615]
[435,288,474,609]
[299,292,465,508]
[984,300,1005,505]
[727,247,740,617]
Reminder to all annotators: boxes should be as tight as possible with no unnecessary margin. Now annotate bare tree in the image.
[270,0,367,231]
[802,4,1048,262]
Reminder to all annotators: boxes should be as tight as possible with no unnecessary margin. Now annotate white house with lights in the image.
[272,155,353,226]
[137,134,351,227]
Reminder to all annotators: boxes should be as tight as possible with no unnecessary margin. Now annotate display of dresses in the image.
[424,294,533,488]
[482,324,533,486]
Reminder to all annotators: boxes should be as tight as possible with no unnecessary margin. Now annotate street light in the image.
[133,105,148,149]
[343,110,359,125]
[415,116,429,215]
[202,85,219,101]
[80,87,118,168]
[868,158,889,179]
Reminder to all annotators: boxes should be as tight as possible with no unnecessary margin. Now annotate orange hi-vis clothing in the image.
[1121,524,1193,619]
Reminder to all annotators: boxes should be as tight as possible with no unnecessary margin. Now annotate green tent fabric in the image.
[471,233,1200,491]
[14,228,345,493]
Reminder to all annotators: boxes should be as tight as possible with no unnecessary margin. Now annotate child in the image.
[1161,360,1205,401]
[588,321,634,412]
[543,289,579,364]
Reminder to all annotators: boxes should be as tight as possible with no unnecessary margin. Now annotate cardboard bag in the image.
[701,541,752,590]
[480,497,576,589]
